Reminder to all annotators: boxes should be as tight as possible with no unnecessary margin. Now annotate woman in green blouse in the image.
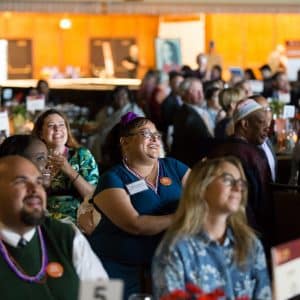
[33,109,99,223]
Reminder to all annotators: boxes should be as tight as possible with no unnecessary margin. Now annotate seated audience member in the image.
[193,53,209,81]
[214,87,246,138]
[180,65,194,78]
[250,94,277,182]
[0,134,48,176]
[291,69,300,107]
[27,87,39,97]
[36,79,59,106]
[210,64,223,81]
[234,79,253,97]
[269,71,292,105]
[244,68,257,80]
[90,85,144,162]
[148,71,170,130]
[171,77,214,167]
[89,112,190,299]
[152,156,272,300]
[203,78,225,94]
[136,69,160,117]
[32,109,99,223]
[259,64,273,98]
[204,86,221,128]
[0,156,108,300]
[208,99,274,256]
[160,71,184,150]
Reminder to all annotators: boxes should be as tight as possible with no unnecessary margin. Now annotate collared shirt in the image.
[0,221,108,281]
[260,140,276,181]
[175,95,183,106]
[152,228,271,300]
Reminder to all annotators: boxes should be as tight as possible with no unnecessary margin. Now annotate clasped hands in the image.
[47,150,69,177]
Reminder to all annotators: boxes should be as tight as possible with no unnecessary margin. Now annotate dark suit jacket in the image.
[192,69,207,81]
[265,137,278,182]
[171,104,214,167]
[161,92,181,133]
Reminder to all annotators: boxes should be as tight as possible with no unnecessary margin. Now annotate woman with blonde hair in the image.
[215,87,246,138]
[152,156,271,300]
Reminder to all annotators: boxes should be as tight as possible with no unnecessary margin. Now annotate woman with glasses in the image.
[152,156,271,300]
[89,112,190,299]
[32,109,99,223]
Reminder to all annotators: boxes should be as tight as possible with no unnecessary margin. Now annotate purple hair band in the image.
[120,112,139,125]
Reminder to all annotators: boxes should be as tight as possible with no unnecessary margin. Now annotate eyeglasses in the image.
[128,130,162,140]
[219,173,247,191]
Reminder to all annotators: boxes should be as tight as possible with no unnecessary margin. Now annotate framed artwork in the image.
[90,38,137,78]
[7,39,32,79]
[155,38,182,73]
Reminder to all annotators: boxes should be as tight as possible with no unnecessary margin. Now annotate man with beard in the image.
[0,155,108,300]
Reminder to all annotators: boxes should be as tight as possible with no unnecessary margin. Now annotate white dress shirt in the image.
[260,140,276,182]
[187,103,215,136]
[0,221,108,281]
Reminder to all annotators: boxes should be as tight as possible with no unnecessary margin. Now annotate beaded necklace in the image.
[0,226,48,283]
[123,160,160,193]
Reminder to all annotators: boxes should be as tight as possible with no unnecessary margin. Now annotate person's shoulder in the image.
[42,217,74,237]
[161,156,183,166]
[156,234,201,259]
[161,157,189,172]
[76,146,93,155]
[160,157,175,163]
[174,104,195,119]
[100,163,126,182]
[246,235,268,265]
[102,163,124,175]
[251,235,264,250]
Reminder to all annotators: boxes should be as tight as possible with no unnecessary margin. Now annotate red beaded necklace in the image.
[123,160,160,193]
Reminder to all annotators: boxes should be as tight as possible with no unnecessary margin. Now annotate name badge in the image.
[126,180,148,195]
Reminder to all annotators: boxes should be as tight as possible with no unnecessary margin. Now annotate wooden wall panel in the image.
[0,13,159,78]
[34,16,61,73]
[275,15,300,44]
[206,13,300,80]
[0,12,300,80]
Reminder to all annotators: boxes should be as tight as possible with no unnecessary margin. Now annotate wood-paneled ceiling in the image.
[1,0,300,14]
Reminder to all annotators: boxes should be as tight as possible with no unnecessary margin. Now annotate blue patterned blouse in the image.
[152,228,272,300]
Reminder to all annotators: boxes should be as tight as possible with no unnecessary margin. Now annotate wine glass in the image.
[128,293,152,300]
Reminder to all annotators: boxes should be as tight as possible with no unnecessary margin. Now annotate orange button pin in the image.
[160,177,172,186]
[46,262,64,278]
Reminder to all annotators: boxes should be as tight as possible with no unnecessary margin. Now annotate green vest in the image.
[0,218,79,300]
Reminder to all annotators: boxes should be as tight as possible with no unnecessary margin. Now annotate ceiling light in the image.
[59,18,72,30]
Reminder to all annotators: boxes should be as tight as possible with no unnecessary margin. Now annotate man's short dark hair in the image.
[259,64,271,72]
[168,71,183,81]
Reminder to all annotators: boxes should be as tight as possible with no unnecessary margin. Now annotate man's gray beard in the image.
[20,209,46,226]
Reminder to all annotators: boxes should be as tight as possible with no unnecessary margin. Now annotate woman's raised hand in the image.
[48,149,69,175]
